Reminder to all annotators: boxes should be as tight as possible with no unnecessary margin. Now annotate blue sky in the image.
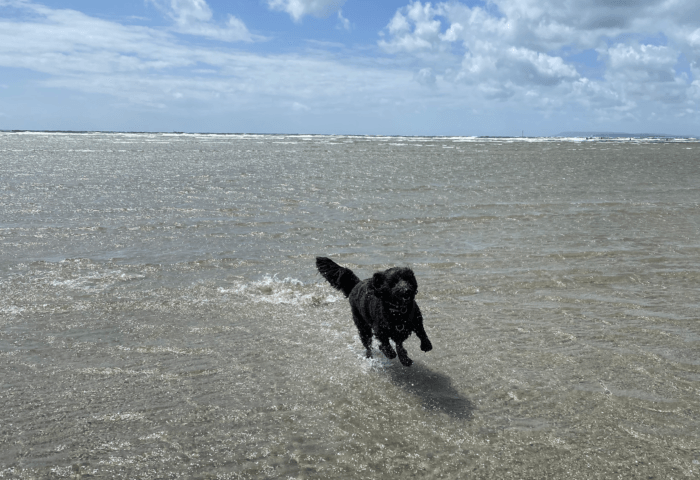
[1,0,699,135]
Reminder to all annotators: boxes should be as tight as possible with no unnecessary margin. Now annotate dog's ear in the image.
[369,272,387,296]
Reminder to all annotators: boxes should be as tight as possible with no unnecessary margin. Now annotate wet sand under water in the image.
[1,132,699,478]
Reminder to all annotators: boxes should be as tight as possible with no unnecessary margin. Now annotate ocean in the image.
[1,132,699,478]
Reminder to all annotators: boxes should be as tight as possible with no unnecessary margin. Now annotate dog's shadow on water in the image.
[383,361,475,420]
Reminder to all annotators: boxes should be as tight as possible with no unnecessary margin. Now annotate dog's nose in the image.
[396,281,412,301]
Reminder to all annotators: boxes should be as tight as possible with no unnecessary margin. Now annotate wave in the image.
[221,274,342,307]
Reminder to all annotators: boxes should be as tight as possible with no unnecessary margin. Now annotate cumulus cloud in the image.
[601,43,688,105]
[0,0,698,134]
[496,48,579,87]
[148,0,259,41]
[267,0,346,22]
[379,2,444,53]
[381,1,579,98]
[379,0,699,117]
[605,43,677,83]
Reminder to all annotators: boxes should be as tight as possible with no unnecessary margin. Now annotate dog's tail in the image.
[316,257,360,298]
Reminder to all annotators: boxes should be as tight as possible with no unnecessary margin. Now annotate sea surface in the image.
[1,132,699,479]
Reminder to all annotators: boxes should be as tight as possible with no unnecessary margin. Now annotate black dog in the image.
[316,257,432,367]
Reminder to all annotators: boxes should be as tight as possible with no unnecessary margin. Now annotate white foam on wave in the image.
[0,305,25,316]
[92,412,145,422]
[219,274,342,306]
[48,269,145,292]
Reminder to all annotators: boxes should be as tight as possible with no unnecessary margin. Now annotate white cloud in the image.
[267,0,346,22]
[379,0,700,119]
[0,0,698,134]
[337,9,350,31]
[0,5,182,75]
[605,43,677,82]
[490,0,700,50]
[601,43,688,105]
[440,22,463,43]
[380,1,579,97]
[499,48,579,86]
[166,0,213,24]
[379,2,444,53]
[414,67,436,87]
[0,1,420,115]
[148,0,259,41]
[291,101,311,111]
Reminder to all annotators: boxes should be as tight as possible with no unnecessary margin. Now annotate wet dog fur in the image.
[316,257,432,367]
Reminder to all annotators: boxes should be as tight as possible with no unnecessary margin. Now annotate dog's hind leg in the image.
[395,343,413,367]
[377,335,397,360]
[358,326,373,358]
[351,309,373,358]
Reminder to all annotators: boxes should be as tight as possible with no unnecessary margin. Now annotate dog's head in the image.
[369,267,418,306]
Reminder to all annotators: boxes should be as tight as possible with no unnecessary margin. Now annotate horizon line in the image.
[1,129,697,139]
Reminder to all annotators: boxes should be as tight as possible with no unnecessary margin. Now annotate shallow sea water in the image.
[1,132,700,478]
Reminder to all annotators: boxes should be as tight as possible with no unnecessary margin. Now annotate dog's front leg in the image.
[414,307,433,352]
[395,343,413,367]
[377,336,397,359]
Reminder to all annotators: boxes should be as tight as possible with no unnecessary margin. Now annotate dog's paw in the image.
[396,345,413,367]
[379,344,397,359]
[420,339,433,352]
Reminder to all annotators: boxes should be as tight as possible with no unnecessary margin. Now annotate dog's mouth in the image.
[397,292,414,305]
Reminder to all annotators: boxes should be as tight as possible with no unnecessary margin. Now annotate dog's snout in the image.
[395,280,413,301]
